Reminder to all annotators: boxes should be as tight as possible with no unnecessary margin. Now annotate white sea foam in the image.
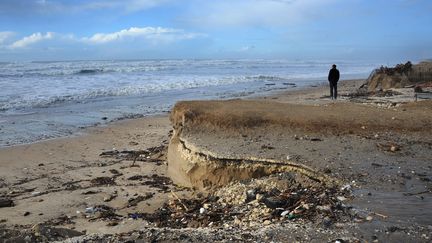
[0,59,381,147]
[0,59,377,111]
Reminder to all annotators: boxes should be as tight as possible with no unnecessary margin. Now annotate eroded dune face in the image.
[365,61,432,91]
[167,134,332,191]
[166,100,432,190]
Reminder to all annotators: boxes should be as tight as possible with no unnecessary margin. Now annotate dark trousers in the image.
[329,81,337,99]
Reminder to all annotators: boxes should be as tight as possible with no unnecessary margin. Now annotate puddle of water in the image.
[353,189,432,225]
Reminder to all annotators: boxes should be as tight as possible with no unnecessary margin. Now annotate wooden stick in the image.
[373,212,388,219]
[171,191,189,211]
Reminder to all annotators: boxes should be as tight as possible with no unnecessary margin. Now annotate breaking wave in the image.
[0,59,378,112]
[0,75,280,111]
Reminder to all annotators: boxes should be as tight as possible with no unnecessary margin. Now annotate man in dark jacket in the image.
[328,64,340,100]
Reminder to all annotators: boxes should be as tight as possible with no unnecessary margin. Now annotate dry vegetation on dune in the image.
[171,99,432,135]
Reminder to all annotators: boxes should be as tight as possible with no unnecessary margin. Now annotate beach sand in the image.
[1,80,431,242]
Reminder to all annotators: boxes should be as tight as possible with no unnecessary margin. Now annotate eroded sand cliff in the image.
[167,99,432,190]
[365,61,432,91]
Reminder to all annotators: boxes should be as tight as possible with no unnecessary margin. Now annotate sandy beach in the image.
[1,79,431,242]
[2,0,431,241]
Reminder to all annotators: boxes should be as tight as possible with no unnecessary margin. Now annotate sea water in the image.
[0,59,379,147]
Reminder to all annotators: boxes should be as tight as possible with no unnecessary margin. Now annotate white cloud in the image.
[186,0,339,27]
[0,27,202,51]
[3,27,203,51]
[83,27,203,44]
[9,32,54,49]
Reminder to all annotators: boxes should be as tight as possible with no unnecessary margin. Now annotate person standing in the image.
[328,64,340,100]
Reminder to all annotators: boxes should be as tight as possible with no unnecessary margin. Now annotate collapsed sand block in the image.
[167,134,333,191]
[167,99,432,190]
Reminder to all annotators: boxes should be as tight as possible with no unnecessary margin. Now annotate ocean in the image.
[0,59,379,147]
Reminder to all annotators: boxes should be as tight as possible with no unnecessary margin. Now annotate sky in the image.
[0,0,431,62]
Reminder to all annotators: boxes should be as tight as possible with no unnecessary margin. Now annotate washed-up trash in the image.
[341,184,351,191]
[132,172,352,229]
[287,213,297,220]
[129,213,143,220]
[246,189,257,202]
[85,207,96,214]
[334,239,346,243]
[84,205,119,219]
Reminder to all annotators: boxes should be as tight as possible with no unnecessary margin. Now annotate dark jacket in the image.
[328,68,340,83]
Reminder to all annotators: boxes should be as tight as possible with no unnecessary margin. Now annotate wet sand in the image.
[1,79,431,242]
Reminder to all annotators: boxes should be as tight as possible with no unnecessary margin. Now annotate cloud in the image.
[82,27,203,44]
[9,32,54,49]
[185,0,340,27]
[4,27,203,50]
[0,31,15,45]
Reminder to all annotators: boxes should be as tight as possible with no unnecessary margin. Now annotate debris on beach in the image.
[99,145,166,162]
[100,145,167,167]
[140,174,173,192]
[128,175,145,181]
[109,169,122,175]
[0,224,84,242]
[0,198,14,208]
[90,176,116,186]
[84,205,120,220]
[346,89,403,100]
[137,172,353,229]
[127,193,154,207]
[376,142,401,152]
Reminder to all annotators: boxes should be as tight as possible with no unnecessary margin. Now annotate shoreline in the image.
[2,58,378,149]
[0,78,342,150]
[1,78,431,242]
